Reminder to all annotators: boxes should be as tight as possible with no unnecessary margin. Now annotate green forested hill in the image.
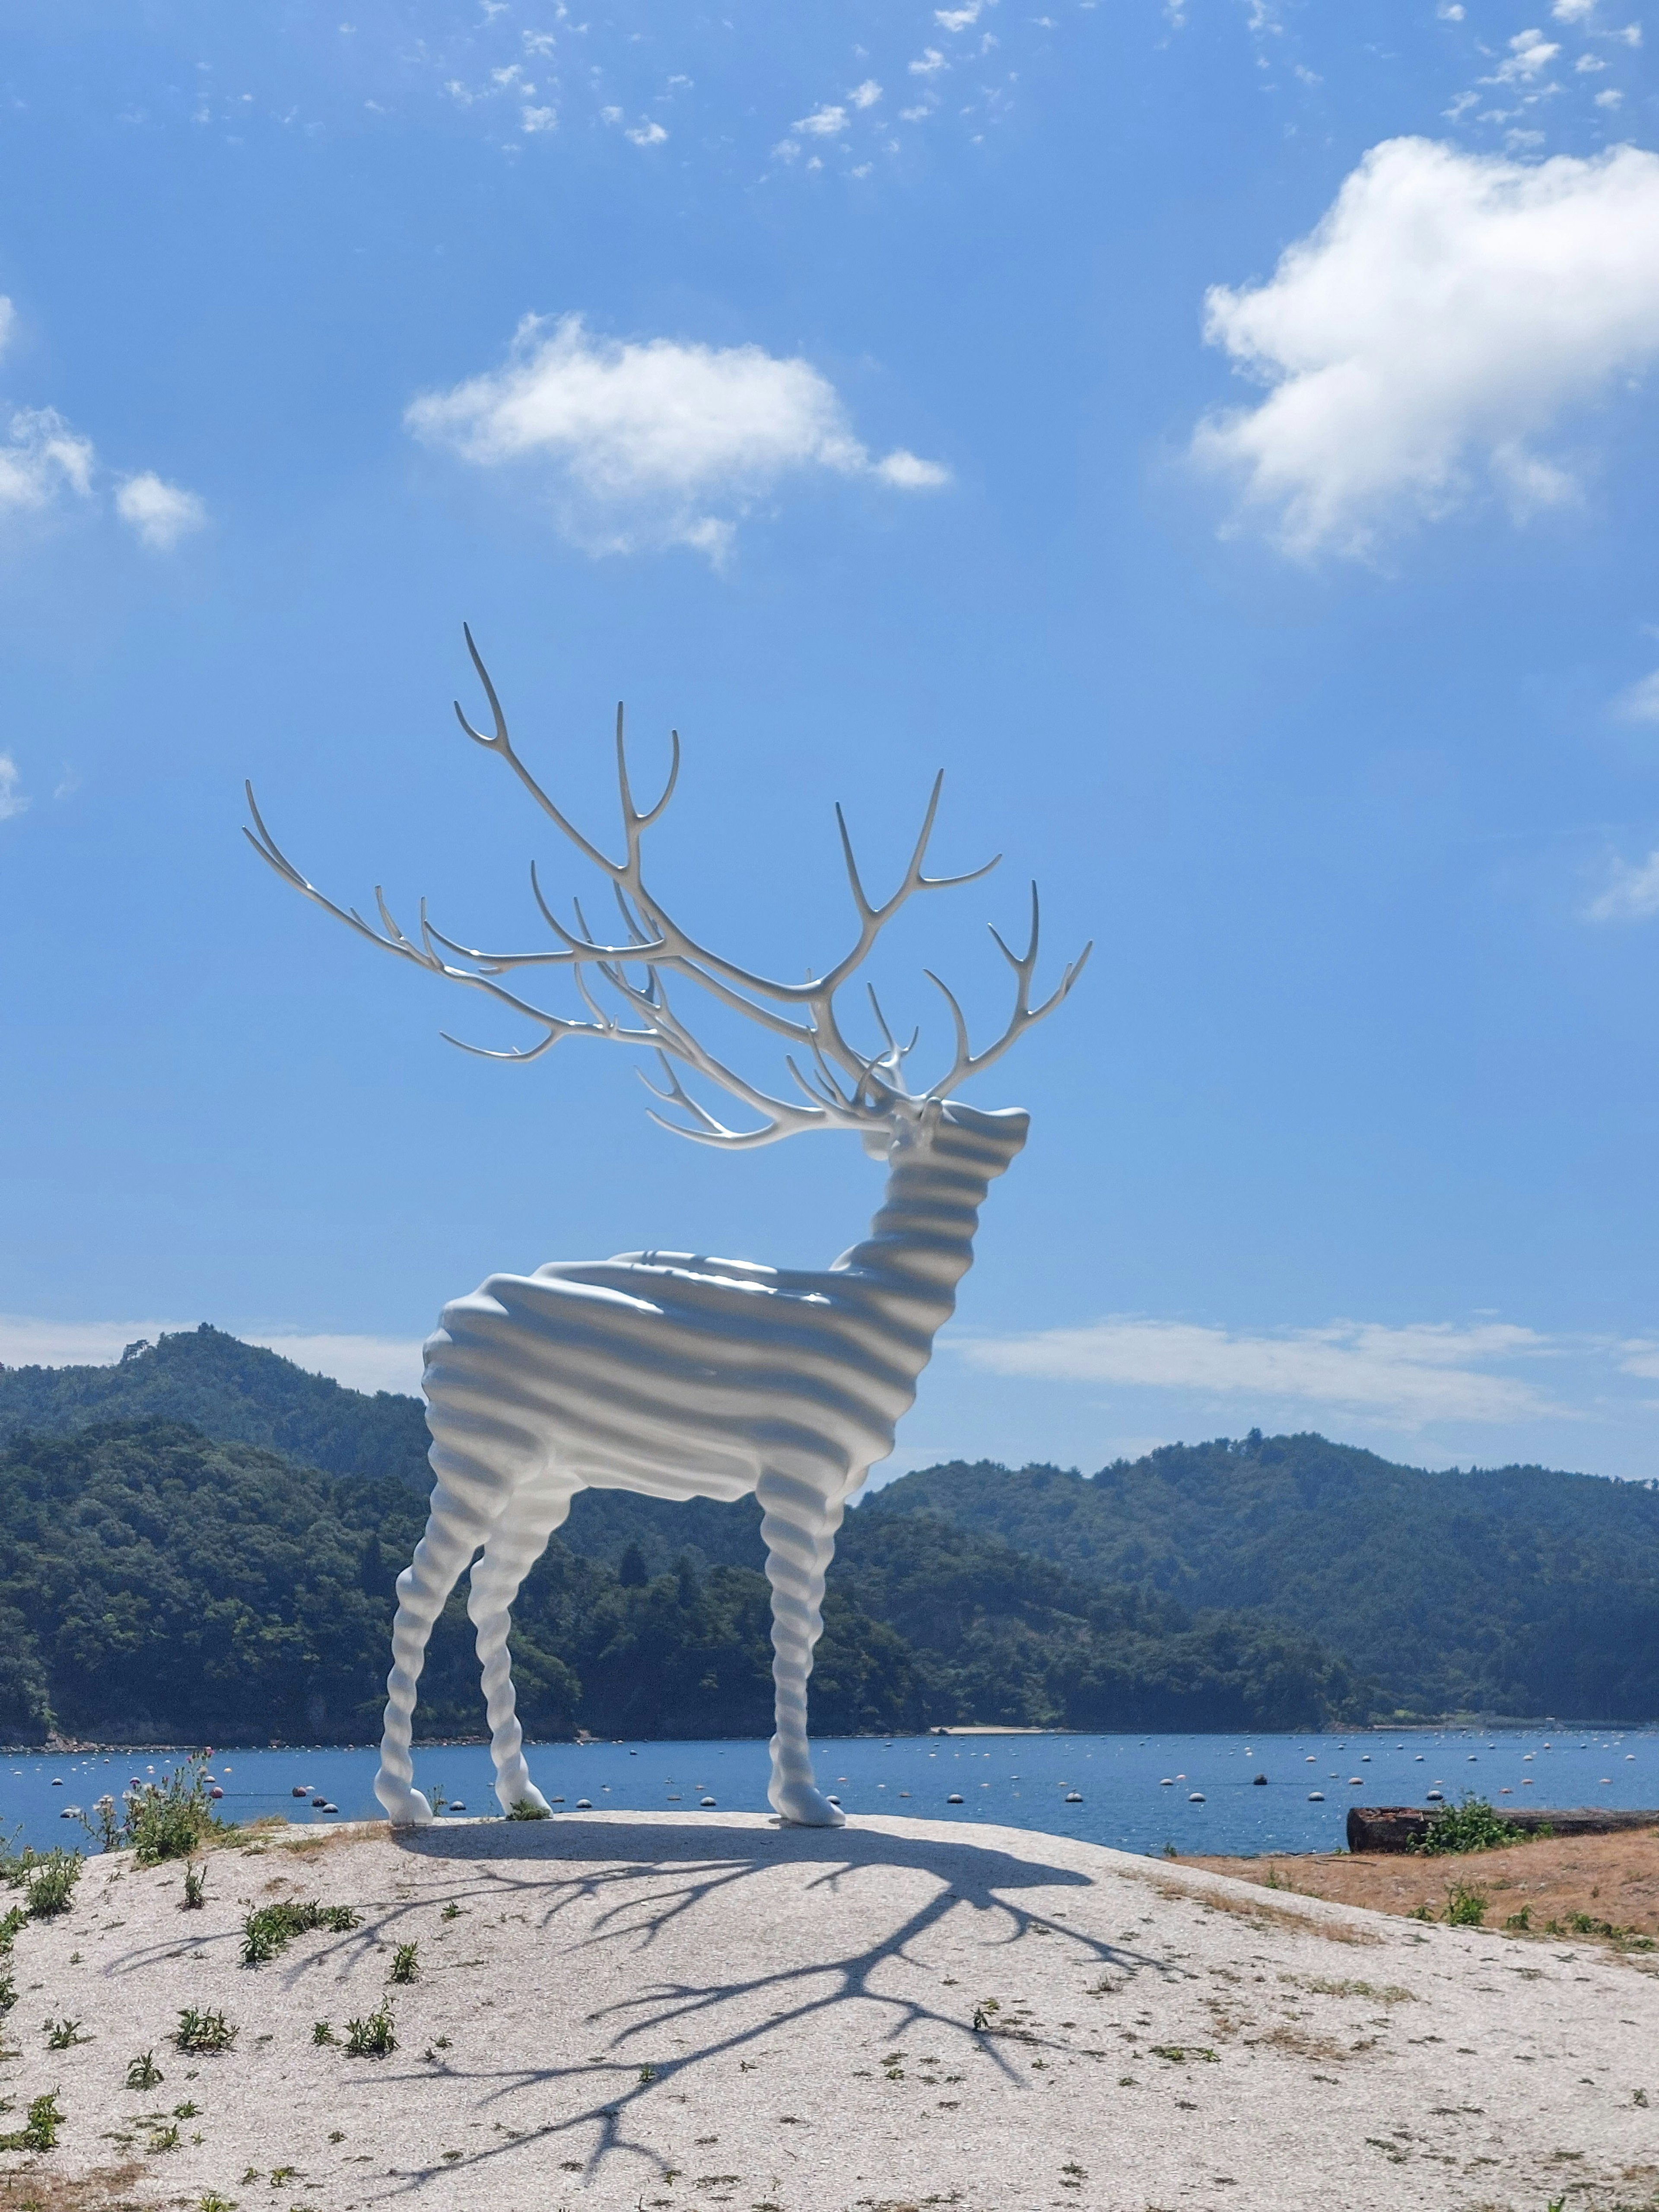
[864,1438,1659,1720]
[0,1326,432,1487]
[0,1418,1353,1743]
[4,1328,1657,1739]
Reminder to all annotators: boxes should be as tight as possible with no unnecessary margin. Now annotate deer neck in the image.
[830,1102,1030,1316]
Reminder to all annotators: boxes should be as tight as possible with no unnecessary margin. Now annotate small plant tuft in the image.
[3,1849,83,1920]
[181,1861,208,1911]
[241,1900,359,1966]
[388,1943,419,1985]
[1409,1793,1521,1857]
[343,2004,396,2058]
[0,2090,63,2152]
[311,2021,335,2046]
[89,1754,226,1866]
[43,2018,86,2050]
[198,2194,238,2212]
[126,2050,163,2088]
[506,1799,549,1821]
[175,2007,238,2054]
[1443,1878,1488,1927]
[439,1902,462,1921]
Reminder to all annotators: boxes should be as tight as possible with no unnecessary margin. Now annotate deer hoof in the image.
[377,1782,435,1830]
[772,1783,846,1828]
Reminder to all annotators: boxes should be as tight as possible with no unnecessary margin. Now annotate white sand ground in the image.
[3,1811,1657,2212]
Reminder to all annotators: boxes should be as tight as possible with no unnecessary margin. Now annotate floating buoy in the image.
[825,1795,839,1806]
[1426,1790,1444,1802]
[1188,1792,1205,1803]
[1065,1792,1083,1803]
[575,1798,593,1809]
[700,1796,717,1807]
[1360,1754,1371,1762]
[947,1793,963,1804]
[311,1796,327,1808]
[323,1802,339,1814]
[1160,1777,1174,1787]
[210,1787,224,1800]
[1349,1777,1363,1786]
[292,1786,310,1798]
[51,1778,62,1787]
[448,1801,465,1812]
[1252,1773,1267,1786]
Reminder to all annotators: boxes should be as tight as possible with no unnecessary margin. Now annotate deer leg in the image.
[468,1478,581,1815]
[375,1477,505,1828]
[756,1471,846,1828]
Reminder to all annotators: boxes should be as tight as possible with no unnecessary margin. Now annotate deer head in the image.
[245,628,1090,1156]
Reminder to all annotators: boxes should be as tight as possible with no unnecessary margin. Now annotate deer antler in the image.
[244,629,1090,1144]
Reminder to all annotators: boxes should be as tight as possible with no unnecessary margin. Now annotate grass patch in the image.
[388,1944,418,1985]
[1,1843,82,1923]
[86,1755,227,1867]
[241,1901,359,1966]
[505,1800,549,1821]
[0,2092,63,2152]
[1408,1794,1521,1856]
[1443,1878,1488,1928]
[343,2005,395,2059]
[173,2009,237,2055]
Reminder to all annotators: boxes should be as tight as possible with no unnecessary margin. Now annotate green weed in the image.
[388,1943,418,1984]
[1443,1879,1488,1927]
[0,2090,63,2152]
[126,2050,163,2089]
[311,2022,335,2046]
[241,1901,359,1966]
[175,2007,238,2054]
[1409,1794,1521,1856]
[182,1861,208,1911]
[343,2005,395,2058]
[43,2019,86,2050]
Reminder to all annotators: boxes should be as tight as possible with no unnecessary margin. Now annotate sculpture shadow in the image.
[362,1815,1170,2196]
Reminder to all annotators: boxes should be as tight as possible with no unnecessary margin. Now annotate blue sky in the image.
[3,0,1659,1483]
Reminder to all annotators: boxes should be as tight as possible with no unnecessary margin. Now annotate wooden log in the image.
[1348,1803,1659,1853]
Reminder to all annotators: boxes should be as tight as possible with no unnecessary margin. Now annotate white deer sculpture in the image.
[246,630,1088,1829]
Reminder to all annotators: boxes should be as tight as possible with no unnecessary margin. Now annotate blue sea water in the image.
[6,1726,1659,1857]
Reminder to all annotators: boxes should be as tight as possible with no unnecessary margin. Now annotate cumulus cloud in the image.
[794,103,848,136]
[0,407,95,515]
[1486,25,1560,80]
[959,1315,1558,1426]
[1192,138,1659,555]
[0,755,26,821]
[1586,849,1659,921]
[405,313,950,557]
[115,471,208,551]
[1612,669,1659,722]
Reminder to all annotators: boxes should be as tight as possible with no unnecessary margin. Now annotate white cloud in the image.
[849,79,882,108]
[1193,138,1659,556]
[910,47,948,74]
[0,407,95,515]
[1586,848,1659,921]
[625,118,667,145]
[1487,26,1560,80]
[1438,2,1465,17]
[0,755,26,821]
[0,1314,425,1395]
[936,1,984,26]
[1553,0,1595,16]
[405,312,950,558]
[1612,669,1659,721]
[522,104,557,132]
[1596,85,1624,104]
[115,471,207,551]
[794,103,848,136]
[959,1315,1559,1426]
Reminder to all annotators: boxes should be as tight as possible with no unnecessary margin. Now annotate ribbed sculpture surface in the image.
[248,631,1087,1827]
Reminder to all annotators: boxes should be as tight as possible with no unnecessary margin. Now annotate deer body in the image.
[373,1101,1028,1827]
[247,629,1085,1827]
